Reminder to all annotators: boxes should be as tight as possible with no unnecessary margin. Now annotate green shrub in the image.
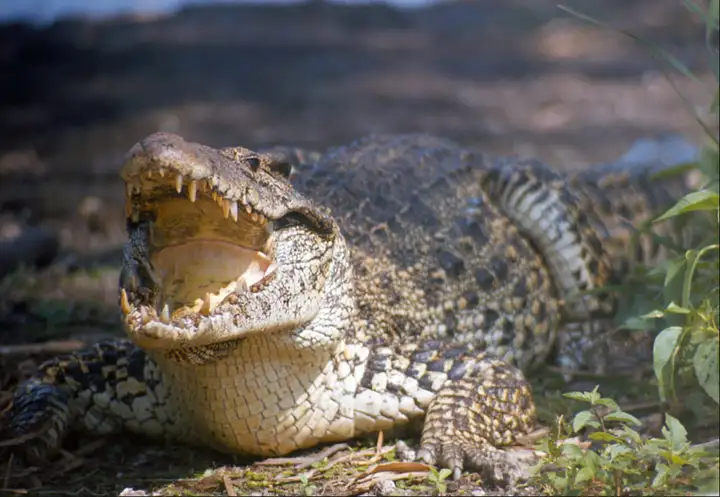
[533,2,719,495]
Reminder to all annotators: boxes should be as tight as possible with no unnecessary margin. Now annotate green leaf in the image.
[563,387,601,404]
[622,316,655,331]
[593,397,619,410]
[653,326,683,401]
[641,309,666,319]
[652,462,670,488]
[572,410,596,433]
[606,444,633,460]
[655,191,720,223]
[662,414,688,450]
[664,302,691,314]
[618,425,643,445]
[561,443,585,459]
[604,411,642,426]
[574,466,594,485]
[589,431,625,443]
[664,255,687,312]
[438,468,452,481]
[694,337,720,404]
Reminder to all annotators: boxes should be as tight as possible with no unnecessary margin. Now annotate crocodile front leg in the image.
[2,339,172,464]
[353,341,535,481]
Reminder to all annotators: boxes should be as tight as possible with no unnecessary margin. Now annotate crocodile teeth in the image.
[188,180,197,202]
[222,199,231,219]
[175,174,183,193]
[264,262,278,278]
[140,306,151,324]
[158,168,165,178]
[199,293,213,315]
[244,260,267,287]
[245,204,252,214]
[235,276,248,293]
[160,304,171,323]
[230,201,239,222]
[120,289,131,315]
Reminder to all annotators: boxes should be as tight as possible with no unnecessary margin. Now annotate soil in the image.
[0,0,717,495]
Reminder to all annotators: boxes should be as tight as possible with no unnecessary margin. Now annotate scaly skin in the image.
[3,133,688,482]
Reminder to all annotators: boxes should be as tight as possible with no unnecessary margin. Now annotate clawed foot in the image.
[416,440,536,484]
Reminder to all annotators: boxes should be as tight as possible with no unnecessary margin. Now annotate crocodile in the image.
[3,132,688,482]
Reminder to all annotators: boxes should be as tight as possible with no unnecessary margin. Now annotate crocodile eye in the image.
[274,211,312,231]
[247,157,260,172]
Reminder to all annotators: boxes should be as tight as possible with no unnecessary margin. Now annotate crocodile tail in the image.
[481,157,614,321]
[482,156,692,320]
[2,340,150,465]
[567,159,692,272]
[2,366,73,465]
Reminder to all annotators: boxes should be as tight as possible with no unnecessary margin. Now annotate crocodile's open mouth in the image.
[120,169,276,333]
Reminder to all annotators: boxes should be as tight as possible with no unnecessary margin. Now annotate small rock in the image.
[395,439,416,462]
[619,134,699,168]
[373,479,398,496]
[119,489,148,496]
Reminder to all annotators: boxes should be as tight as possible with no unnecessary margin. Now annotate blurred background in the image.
[0,0,716,348]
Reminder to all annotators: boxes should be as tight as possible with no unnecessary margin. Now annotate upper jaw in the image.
[120,132,334,234]
[122,132,270,225]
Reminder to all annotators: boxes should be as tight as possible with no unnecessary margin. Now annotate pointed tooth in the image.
[120,289,131,315]
[200,293,213,315]
[264,262,278,277]
[159,168,165,178]
[140,306,150,323]
[245,204,252,214]
[222,199,231,218]
[235,276,248,294]
[175,175,183,193]
[161,304,171,323]
[230,201,239,222]
[211,191,217,202]
[188,180,197,202]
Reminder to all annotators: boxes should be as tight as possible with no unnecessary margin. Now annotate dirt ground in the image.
[0,0,717,495]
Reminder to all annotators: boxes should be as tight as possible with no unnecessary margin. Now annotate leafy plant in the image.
[530,387,719,496]
[533,2,720,495]
[563,0,720,413]
[427,467,452,495]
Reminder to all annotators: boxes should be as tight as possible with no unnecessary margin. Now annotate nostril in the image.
[247,157,260,172]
